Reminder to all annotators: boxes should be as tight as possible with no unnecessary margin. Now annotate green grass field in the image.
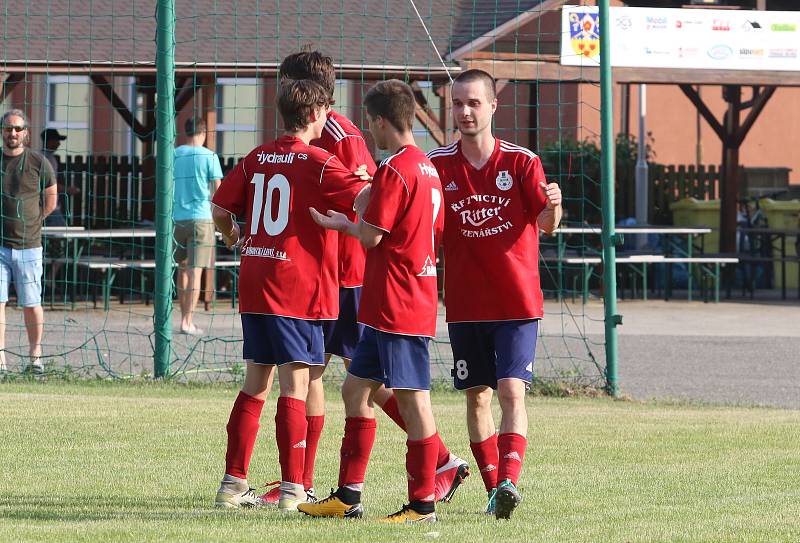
[0,381,798,542]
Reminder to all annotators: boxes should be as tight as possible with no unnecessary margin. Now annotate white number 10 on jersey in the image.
[250,173,291,236]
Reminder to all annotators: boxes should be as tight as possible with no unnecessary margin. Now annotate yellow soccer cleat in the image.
[297,492,364,519]
[380,504,437,524]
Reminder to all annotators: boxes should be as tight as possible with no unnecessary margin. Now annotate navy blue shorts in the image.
[448,319,539,390]
[322,287,364,360]
[240,314,325,366]
[348,327,431,390]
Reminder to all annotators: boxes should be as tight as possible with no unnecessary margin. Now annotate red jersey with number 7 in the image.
[212,134,367,319]
[427,138,549,322]
[311,111,377,288]
[358,145,444,337]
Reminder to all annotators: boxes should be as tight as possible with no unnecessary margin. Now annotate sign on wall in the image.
[561,5,800,71]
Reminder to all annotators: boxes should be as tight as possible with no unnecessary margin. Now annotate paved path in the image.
[2,298,797,409]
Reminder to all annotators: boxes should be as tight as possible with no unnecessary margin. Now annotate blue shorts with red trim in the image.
[322,287,364,360]
[348,327,431,390]
[241,314,325,366]
[447,319,539,390]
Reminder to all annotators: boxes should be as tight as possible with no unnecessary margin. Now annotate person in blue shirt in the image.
[173,117,223,335]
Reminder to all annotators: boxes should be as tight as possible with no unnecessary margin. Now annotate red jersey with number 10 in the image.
[358,145,444,337]
[428,138,548,322]
[311,111,377,287]
[212,135,366,318]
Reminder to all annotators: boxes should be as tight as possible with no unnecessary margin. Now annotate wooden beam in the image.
[680,84,725,142]
[410,81,445,146]
[90,75,152,140]
[174,78,197,115]
[461,59,800,86]
[1,72,24,102]
[735,86,776,148]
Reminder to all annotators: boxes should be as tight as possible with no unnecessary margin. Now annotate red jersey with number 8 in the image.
[358,145,444,337]
[212,135,366,318]
[427,138,548,322]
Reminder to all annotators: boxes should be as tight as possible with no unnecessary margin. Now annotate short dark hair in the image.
[279,50,336,101]
[363,80,415,133]
[453,69,496,100]
[277,79,330,132]
[185,117,206,137]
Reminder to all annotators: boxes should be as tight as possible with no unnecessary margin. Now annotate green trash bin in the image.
[670,198,720,253]
[760,198,800,289]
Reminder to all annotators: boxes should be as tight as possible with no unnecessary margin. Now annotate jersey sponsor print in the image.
[212,135,366,318]
[311,111,377,287]
[358,145,444,337]
[427,138,548,322]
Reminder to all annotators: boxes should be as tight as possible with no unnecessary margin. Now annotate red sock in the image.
[382,395,449,469]
[224,391,265,479]
[470,433,499,492]
[407,433,438,503]
[275,396,308,485]
[379,394,407,431]
[497,433,527,485]
[338,417,377,488]
[303,415,324,490]
[434,433,451,469]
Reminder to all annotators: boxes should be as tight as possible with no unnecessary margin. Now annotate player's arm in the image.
[522,155,562,234]
[536,181,562,234]
[309,208,384,249]
[211,156,248,249]
[212,205,240,249]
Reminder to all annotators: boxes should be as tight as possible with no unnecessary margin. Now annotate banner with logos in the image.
[561,5,800,71]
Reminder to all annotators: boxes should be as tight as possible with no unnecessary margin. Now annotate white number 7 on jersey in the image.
[250,173,291,236]
[431,187,442,251]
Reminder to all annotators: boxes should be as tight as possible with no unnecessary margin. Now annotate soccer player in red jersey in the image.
[263,51,468,506]
[211,79,368,512]
[427,69,562,520]
[297,80,444,523]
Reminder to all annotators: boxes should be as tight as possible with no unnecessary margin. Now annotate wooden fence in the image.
[648,164,720,224]
[55,155,244,228]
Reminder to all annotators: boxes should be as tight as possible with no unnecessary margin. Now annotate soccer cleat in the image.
[278,484,307,513]
[297,491,364,518]
[434,455,470,503]
[214,486,264,509]
[494,479,522,520]
[484,488,497,515]
[381,503,437,524]
[258,482,281,504]
[305,487,318,503]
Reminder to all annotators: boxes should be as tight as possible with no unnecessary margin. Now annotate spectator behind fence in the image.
[0,109,58,373]
[173,117,223,336]
[40,127,80,228]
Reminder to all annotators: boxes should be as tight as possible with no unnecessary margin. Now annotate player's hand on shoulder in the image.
[309,207,351,232]
[354,164,372,182]
[540,181,562,209]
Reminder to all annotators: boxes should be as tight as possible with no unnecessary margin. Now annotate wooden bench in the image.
[565,255,739,303]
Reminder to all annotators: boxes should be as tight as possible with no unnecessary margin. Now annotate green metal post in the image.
[154,0,176,378]
[599,0,621,396]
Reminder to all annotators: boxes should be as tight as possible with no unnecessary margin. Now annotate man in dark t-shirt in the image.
[0,109,57,373]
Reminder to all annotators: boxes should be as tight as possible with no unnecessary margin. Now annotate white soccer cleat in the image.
[214,484,264,509]
[434,454,471,503]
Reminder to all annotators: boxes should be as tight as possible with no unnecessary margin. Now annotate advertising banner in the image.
[561,5,800,71]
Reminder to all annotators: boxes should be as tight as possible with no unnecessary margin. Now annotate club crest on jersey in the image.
[496,170,513,191]
[417,256,437,277]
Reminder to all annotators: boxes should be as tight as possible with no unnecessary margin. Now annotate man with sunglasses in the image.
[0,109,58,373]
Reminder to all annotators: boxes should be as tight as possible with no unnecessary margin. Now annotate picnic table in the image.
[550,226,716,302]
